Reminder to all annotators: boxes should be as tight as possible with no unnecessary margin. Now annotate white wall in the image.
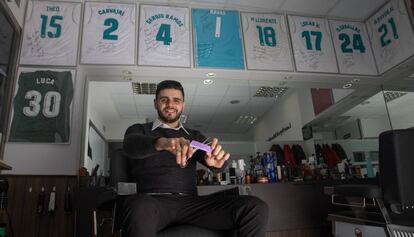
[332,89,354,103]
[335,119,362,140]
[296,88,315,125]
[388,110,414,129]
[250,89,304,142]
[105,118,145,141]
[359,117,392,138]
[203,132,251,142]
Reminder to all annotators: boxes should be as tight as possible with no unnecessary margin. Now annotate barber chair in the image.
[325,129,414,237]
[75,148,237,237]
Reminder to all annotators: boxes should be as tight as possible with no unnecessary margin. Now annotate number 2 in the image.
[103,18,119,40]
[23,90,61,118]
[40,15,63,38]
[301,31,322,51]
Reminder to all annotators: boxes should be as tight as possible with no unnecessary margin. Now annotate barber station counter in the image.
[197,179,377,232]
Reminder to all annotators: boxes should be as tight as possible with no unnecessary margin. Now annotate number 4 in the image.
[156,24,172,45]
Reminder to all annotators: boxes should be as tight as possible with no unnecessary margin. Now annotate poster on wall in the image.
[329,20,378,75]
[81,2,136,65]
[311,88,333,116]
[241,13,293,71]
[138,5,190,67]
[367,0,414,74]
[288,16,338,73]
[20,1,81,66]
[9,68,75,143]
[192,8,244,69]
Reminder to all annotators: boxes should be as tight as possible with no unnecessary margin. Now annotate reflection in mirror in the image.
[0,3,20,160]
[307,88,391,179]
[381,86,414,130]
[82,78,287,178]
[85,121,108,177]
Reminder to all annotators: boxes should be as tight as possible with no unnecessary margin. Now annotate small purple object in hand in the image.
[190,140,213,153]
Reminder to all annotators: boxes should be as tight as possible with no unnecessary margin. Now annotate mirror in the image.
[0,3,21,160]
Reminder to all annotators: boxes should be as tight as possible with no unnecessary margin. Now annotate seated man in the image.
[121,80,268,237]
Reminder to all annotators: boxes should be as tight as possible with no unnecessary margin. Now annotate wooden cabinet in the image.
[6,175,77,237]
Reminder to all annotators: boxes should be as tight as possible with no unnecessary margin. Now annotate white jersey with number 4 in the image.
[81,2,136,65]
[138,5,190,67]
[20,1,81,66]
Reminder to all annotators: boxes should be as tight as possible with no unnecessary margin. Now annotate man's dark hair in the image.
[156,80,185,99]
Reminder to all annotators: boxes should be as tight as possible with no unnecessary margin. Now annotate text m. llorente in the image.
[267,123,292,141]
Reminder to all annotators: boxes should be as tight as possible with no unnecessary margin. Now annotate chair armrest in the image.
[75,186,118,237]
[75,186,118,210]
[208,187,240,197]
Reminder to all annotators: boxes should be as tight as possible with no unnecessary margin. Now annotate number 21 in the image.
[378,18,399,47]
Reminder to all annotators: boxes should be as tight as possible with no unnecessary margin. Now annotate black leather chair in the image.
[106,148,236,237]
[326,129,414,236]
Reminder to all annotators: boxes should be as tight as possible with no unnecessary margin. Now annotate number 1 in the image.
[215,16,221,38]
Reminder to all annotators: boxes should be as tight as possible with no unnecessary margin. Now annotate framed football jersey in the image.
[288,15,338,73]
[192,9,244,69]
[20,1,81,66]
[329,20,378,75]
[367,0,414,74]
[138,5,190,67]
[10,68,75,143]
[81,2,136,65]
[241,13,293,71]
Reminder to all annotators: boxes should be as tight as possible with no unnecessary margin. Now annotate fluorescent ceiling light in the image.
[254,86,288,98]
[383,91,407,103]
[206,72,216,78]
[235,115,257,125]
[132,82,157,95]
[203,79,214,85]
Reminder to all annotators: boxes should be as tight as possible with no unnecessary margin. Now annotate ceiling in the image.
[133,0,388,21]
[87,0,414,137]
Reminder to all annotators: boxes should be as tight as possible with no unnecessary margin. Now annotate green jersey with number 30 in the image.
[10,70,73,143]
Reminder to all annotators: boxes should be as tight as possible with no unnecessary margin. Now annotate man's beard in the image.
[157,108,182,124]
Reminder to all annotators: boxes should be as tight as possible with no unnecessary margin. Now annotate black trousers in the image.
[119,193,269,237]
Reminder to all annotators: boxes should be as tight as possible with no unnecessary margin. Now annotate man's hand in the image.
[204,138,230,168]
[155,137,194,167]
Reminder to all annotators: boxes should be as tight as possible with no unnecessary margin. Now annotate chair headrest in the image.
[379,129,414,209]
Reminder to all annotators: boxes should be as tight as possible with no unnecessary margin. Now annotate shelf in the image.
[0,160,12,170]
[352,161,379,166]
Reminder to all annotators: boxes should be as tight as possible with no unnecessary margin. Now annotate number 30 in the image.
[23,90,61,118]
